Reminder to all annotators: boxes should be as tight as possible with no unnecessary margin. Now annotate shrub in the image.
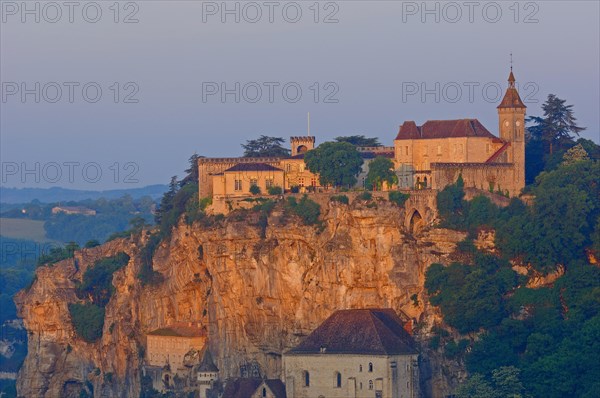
[249,184,261,195]
[84,240,101,248]
[77,252,130,307]
[69,303,105,342]
[267,186,283,195]
[330,195,349,205]
[357,191,372,201]
[389,191,410,207]
[290,186,300,193]
[37,242,79,266]
[285,195,321,225]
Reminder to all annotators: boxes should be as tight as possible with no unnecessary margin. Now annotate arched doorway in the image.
[409,210,423,234]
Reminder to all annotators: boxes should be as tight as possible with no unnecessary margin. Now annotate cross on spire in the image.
[510,52,513,71]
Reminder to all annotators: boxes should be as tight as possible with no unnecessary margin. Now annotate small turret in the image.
[290,136,316,156]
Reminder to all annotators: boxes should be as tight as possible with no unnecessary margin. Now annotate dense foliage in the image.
[304,142,363,188]
[285,195,321,225]
[241,135,290,157]
[76,252,130,307]
[335,135,381,147]
[68,303,105,343]
[430,153,600,397]
[36,242,79,266]
[365,157,398,191]
[0,237,37,323]
[388,191,410,207]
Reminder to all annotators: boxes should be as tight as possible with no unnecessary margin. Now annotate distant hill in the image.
[0,185,167,204]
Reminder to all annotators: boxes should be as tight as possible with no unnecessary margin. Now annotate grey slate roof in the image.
[287,308,418,356]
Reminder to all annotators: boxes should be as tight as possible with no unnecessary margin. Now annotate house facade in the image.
[283,309,419,398]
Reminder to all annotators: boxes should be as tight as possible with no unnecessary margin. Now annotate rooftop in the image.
[224,163,283,173]
[147,323,205,338]
[287,308,417,356]
[395,119,499,141]
[222,378,286,398]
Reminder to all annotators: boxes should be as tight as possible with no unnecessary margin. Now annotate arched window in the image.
[303,371,310,387]
[359,364,363,372]
[368,362,373,372]
[262,387,267,397]
[369,380,373,390]
[335,372,342,388]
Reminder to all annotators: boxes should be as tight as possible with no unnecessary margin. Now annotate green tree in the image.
[365,157,398,191]
[562,144,590,165]
[249,184,261,195]
[335,135,381,147]
[304,142,363,188]
[179,153,201,187]
[155,176,179,224]
[242,135,290,157]
[456,374,497,398]
[527,94,585,155]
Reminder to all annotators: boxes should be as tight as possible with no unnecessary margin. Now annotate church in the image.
[198,70,526,202]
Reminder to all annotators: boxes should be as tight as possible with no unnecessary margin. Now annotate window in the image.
[369,380,373,390]
[368,362,373,372]
[234,179,242,191]
[265,178,274,188]
[298,178,305,187]
[405,146,409,155]
[311,178,317,187]
[262,387,266,397]
[286,164,292,172]
[486,143,490,153]
[335,372,342,388]
[437,145,441,155]
[250,178,258,186]
[359,365,363,372]
[303,371,310,387]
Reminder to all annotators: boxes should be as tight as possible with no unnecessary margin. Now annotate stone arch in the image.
[408,209,423,234]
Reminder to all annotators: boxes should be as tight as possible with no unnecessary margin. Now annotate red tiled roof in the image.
[497,87,526,109]
[224,163,283,173]
[287,308,417,356]
[395,119,497,140]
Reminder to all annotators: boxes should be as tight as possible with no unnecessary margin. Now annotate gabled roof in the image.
[198,349,219,372]
[287,308,417,356]
[222,378,286,398]
[224,163,283,173]
[395,119,497,140]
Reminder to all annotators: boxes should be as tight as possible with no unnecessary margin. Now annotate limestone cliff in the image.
[15,198,467,398]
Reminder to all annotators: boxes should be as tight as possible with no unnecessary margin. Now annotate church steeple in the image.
[498,69,526,109]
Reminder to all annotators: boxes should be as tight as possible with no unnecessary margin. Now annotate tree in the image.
[335,135,381,147]
[456,374,497,398]
[365,157,398,190]
[562,144,590,165]
[242,135,290,157]
[155,176,178,224]
[179,153,201,187]
[304,142,363,188]
[527,94,585,155]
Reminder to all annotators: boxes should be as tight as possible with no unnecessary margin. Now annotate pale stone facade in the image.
[283,309,419,398]
[146,324,206,370]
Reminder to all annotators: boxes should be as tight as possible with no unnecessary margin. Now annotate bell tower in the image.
[497,67,526,194]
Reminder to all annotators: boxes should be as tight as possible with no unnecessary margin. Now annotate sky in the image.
[1,0,599,190]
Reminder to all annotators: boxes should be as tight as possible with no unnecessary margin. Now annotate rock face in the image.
[15,199,466,398]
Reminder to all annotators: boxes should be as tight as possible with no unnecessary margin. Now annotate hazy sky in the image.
[1,0,599,190]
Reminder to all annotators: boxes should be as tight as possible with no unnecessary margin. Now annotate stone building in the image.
[395,70,526,195]
[146,323,206,370]
[198,69,526,200]
[222,378,287,398]
[283,308,419,398]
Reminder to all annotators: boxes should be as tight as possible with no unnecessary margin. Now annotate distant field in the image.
[0,218,48,242]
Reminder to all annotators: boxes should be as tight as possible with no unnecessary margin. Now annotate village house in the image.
[51,206,96,216]
[146,322,206,370]
[283,308,419,398]
[198,69,526,202]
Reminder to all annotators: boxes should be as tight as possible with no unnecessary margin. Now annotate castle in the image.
[198,70,525,203]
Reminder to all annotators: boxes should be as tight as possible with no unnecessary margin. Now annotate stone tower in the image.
[497,69,526,194]
[290,136,316,156]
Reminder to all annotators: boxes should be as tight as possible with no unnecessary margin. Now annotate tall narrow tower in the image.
[497,69,526,194]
